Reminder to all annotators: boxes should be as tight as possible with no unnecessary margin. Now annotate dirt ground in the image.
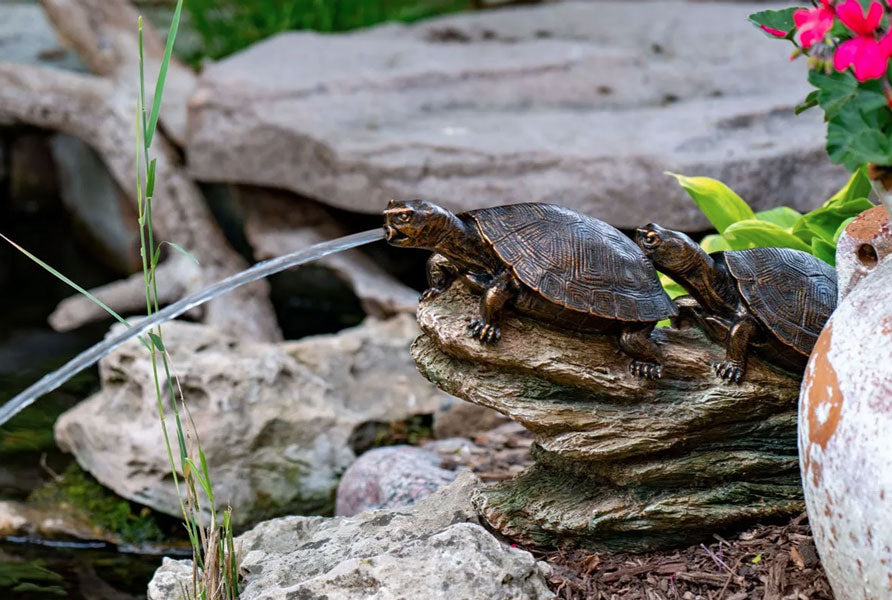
[533,513,833,600]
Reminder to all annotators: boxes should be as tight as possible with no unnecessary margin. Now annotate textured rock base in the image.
[148,473,553,600]
[412,287,804,551]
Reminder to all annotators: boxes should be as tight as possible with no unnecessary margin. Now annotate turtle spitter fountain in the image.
[391,200,836,551]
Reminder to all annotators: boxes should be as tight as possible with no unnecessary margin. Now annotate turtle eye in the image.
[643,231,660,248]
[397,213,411,223]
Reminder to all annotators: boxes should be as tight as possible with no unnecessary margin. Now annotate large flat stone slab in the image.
[187,1,848,230]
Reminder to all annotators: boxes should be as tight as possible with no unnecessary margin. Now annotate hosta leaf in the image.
[811,237,836,265]
[723,220,813,252]
[755,206,802,229]
[700,234,731,254]
[794,197,875,243]
[826,164,872,206]
[666,172,755,233]
[833,216,855,242]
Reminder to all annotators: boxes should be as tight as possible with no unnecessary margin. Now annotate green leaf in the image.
[657,272,685,328]
[826,165,872,206]
[822,80,892,170]
[795,90,819,115]
[755,206,802,229]
[658,272,687,300]
[794,197,875,243]
[148,333,166,351]
[748,8,798,36]
[146,0,185,148]
[752,553,763,564]
[666,172,755,233]
[161,241,200,265]
[810,70,858,121]
[811,237,836,265]
[146,158,157,199]
[833,216,856,242]
[723,220,813,252]
[700,234,731,253]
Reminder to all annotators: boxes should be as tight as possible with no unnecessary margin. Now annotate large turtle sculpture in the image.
[383,200,677,379]
[635,223,837,383]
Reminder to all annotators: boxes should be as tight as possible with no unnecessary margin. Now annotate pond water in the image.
[0,539,181,600]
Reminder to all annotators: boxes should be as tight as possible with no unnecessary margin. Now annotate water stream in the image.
[0,228,384,427]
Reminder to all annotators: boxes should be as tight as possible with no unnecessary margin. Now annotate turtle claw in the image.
[711,360,744,384]
[468,319,501,344]
[630,361,663,380]
[420,287,445,302]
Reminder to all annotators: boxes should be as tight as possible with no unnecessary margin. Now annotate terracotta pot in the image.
[799,198,892,600]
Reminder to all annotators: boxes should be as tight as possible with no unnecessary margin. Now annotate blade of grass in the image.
[0,233,148,350]
[146,0,184,147]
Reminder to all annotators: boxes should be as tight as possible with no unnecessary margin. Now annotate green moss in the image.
[28,464,164,544]
[0,560,66,597]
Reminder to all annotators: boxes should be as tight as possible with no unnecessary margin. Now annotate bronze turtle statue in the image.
[635,223,837,383]
[384,200,678,379]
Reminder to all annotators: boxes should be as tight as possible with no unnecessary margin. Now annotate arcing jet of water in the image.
[0,229,385,426]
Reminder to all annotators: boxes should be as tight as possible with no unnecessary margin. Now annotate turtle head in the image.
[635,223,705,275]
[383,199,456,249]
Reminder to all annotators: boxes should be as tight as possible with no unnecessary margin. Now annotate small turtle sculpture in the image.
[384,200,677,379]
[635,223,837,383]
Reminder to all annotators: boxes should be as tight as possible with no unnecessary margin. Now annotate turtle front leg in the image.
[468,272,516,345]
[619,322,665,380]
[712,313,759,384]
[421,254,459,302]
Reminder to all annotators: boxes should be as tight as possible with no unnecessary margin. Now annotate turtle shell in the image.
[723,247,837,355]
[466,203,677,322]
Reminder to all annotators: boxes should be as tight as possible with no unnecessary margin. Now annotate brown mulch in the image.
[530,513,833,600]
[427,420,834,599]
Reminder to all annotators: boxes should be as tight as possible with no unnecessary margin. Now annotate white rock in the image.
[187,1,847,229]
[799,250,892,600]
[55,316,451,527]
[147,557,193,600]
[147,473,553,600]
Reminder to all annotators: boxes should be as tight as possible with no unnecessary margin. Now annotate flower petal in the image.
[866,1,885,32]
[836,0,883,36]
[795,6,836,48]
[761,25,788,37]
[834,37,862,71]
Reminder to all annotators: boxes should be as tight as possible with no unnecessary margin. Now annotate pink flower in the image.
[836,0,884,36]
[761,24,788,37]
[834,32,892,81]
[793,4,835,49]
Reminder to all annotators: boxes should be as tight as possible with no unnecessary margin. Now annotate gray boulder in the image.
[55,315,451,527]
[148,473,554,600]
[187,1,847,230]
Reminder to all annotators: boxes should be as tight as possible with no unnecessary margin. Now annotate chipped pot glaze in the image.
[834,205,892,301]
[800,233,892,600]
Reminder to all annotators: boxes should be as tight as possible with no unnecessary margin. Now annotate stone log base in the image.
[411,287,804,551]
